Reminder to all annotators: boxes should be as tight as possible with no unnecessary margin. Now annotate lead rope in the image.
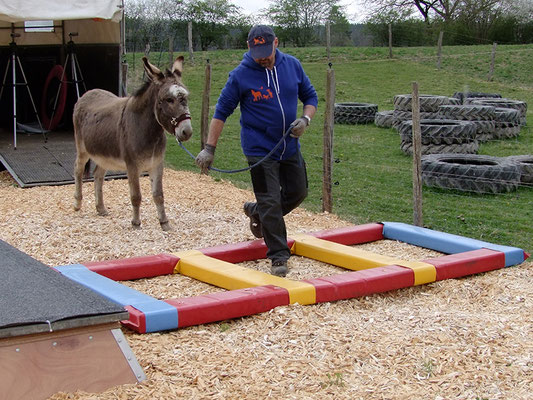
[177,125,294,174]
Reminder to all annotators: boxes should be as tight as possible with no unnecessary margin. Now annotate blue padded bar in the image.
[55,264,178,332]
[382,222,525,267]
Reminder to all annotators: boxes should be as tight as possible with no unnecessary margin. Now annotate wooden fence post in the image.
[322,63,335,213]
[412,82,423,227]
[200,59,211,149]
[436,30,444,69]
[120,62,128,97]
[188,21,194,65]
[388,23,393,59]
[144,42,150,59]
[326,21,331,62]
[142,42,151,80]
[487,42,497,81]
[168,36,174,67]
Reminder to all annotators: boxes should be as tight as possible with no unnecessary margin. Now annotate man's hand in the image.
[195,144,216,174]
[289,116,310,138]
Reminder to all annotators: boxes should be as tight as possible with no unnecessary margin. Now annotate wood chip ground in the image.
[0,169,530,400]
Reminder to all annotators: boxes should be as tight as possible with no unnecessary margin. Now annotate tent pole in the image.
[11,51,16,149]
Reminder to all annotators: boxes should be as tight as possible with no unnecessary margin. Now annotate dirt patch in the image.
[0,169,530,400]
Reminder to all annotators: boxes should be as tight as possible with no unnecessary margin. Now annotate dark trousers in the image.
[246,150,308,262]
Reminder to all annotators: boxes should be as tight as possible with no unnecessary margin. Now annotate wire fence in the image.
[123,38,533,252]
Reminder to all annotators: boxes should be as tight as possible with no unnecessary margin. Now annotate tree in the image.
[265,0,345,47]
[360,1,461,24]
[364,9,431,46]
[125,0,175,51]
[185,0,243,50]
[361,0,516,25]
[328,5,352,46]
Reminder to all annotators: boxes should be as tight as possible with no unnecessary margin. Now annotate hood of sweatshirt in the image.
[241,48,286,70]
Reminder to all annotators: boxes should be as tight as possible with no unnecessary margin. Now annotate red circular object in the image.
[41,64,67,130]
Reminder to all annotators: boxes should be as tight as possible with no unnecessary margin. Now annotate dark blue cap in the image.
[247,25,275,59]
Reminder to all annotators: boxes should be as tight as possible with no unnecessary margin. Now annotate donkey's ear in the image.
[142,57,165,82]
[171,56,184,78]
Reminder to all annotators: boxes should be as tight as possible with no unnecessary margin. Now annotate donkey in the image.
[72,56,192,231]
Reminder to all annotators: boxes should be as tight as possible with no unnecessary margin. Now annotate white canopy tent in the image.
[0,0,123,23]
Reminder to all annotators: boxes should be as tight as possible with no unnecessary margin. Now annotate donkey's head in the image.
[142,56,193,142]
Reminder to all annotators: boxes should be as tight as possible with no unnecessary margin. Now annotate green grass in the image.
[126,44,533,253]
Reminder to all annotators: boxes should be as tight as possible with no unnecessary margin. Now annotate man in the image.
[195,25,318,277]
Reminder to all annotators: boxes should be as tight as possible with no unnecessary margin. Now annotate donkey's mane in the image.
[167,68,181,78]
[133,80,152,98]
[133,69,181,99]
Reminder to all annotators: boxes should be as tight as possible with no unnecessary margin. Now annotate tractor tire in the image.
[494,107,521,124]
[472,120,496,142]
[393,94,459,112]
[452,91,502,104]
[400,140,479,156]
[466,98,527,125]
[438,104,496,121]
[421,154,520,193]
[398,119,476,145]
[393,110,441,122]
[374,110,394,128]
[493,122,521,139]
[507,155,533,186]
[334,102,378,124]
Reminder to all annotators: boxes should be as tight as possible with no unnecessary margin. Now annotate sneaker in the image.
[271,260,288,277]
[243,202,263,238]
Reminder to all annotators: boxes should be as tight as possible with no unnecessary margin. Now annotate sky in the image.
[232,0,368,24]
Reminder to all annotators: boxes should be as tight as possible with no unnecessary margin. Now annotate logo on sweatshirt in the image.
[251,86,273,102]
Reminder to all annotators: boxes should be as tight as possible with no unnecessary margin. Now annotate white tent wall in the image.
[0,0,124,134]
[0,19,120,46]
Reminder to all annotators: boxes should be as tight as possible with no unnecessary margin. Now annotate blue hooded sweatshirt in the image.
[213,49,318,159]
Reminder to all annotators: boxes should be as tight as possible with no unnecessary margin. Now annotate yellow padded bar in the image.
[173,250,316,305]
[290,234,436,285]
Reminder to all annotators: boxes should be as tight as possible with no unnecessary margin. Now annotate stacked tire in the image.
[374,110,394,128]
[398,119,478,156]
[438,104,496,142]
[421,154,521,194]
[452,91,502,104]
[507,155,533,186]
[464,98,527,139]
[334,102,378,124]
[392,94,460,130]
[465,98,527,126]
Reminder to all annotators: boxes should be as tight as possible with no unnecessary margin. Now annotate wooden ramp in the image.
[0,129,126,188]
[0,239,145,399]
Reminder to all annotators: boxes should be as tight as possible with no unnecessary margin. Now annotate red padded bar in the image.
[165,285,290,328]
[84,253,179,281]
[308,223,384,245]
[424,248,506,281]
[121,305,146,333]
[200,239,273,263]
[305,265,414,303]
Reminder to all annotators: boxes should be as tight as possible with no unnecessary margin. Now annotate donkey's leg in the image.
[126,165,142,228]
[150,162,171,231]
[93,165,109,216]
[73,152,89,211]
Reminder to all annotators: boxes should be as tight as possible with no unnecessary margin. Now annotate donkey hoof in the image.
[131,221,141,229]
[160,221,172,232]
[97,208,109,216]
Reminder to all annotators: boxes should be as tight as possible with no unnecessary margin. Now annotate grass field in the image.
[126,44,533,253]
